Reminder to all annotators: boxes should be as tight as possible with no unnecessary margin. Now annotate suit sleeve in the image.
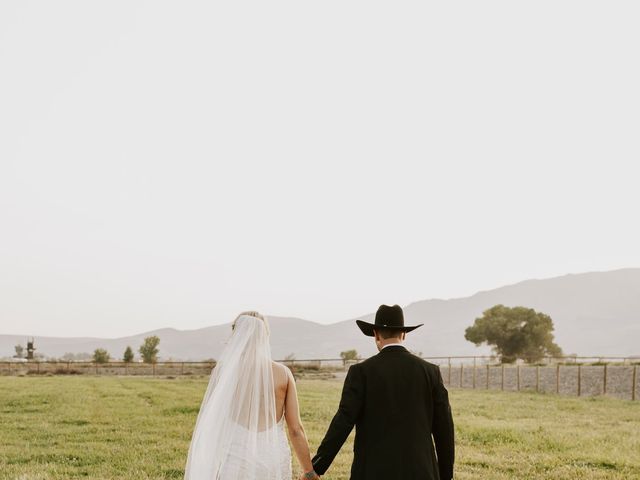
[312,363,364,475]
[432,365,455,480]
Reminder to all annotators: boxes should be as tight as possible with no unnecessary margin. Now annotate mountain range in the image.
[2,269,639,361]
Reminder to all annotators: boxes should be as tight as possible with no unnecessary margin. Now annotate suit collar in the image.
[378,345,408,354]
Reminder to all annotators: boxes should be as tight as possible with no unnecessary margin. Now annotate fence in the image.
[420,355,639,365]
[414,356,639,401]
[0,361,217,377]
[1,356,638,401]
[440,363,638,401]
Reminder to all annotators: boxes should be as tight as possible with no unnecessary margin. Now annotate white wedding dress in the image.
[184,315,292,480]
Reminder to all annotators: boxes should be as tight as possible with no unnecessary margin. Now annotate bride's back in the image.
[272,361,290,421]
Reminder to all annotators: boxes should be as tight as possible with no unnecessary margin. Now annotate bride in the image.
[184,311,320,480]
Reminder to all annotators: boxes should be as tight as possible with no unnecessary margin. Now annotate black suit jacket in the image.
[312,346,455,480]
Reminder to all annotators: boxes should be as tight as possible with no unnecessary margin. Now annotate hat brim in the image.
[355,320,423,337]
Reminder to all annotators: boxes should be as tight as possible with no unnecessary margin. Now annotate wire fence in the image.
[1,355,638,400]
[0,360,217,377]
[441,363,638,401]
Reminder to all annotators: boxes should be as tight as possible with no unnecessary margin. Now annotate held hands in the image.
[299,470,320,480]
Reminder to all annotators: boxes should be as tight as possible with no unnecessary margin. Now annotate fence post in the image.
[181,362,184,375]
[536,365,540,393]
[501,364,505,391]
[517,365,520,391]
[556,364,560,394]
[603,364,608,395]
[472,359,477,389]
[486,365,490,389]
[633,365,637,401]
[577,365,581,397]
[460,364,464,388]
[37,362,40,374]
[448,358,452,386]
[152,363,156,377]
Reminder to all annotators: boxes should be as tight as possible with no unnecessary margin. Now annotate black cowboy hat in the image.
[356,304,423,337]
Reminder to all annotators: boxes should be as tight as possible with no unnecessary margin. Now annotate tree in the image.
[123,346,134,363]
[93,348,110,364]
[465,305,563,363]
[139,336,160,363]
[14,344,24,359]
[340,349,360,365]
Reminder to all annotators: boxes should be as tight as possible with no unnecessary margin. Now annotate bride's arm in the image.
[283,367,316,477]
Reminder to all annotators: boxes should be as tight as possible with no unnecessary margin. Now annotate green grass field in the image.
[1,376,639,480]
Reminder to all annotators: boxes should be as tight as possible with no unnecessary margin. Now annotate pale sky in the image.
[1,1,639,338]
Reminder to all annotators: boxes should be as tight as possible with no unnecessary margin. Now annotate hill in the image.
[2,269,639,360]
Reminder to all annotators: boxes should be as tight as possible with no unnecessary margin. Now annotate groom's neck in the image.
[376,338,404,351]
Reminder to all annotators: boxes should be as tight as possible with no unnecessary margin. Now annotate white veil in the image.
[184,314,286,480]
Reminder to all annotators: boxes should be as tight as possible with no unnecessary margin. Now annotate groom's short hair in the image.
[374,327,404,340]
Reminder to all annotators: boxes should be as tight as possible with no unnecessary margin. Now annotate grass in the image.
[0,376,639,479]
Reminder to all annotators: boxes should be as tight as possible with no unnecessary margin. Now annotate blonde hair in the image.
[232,311,269,334]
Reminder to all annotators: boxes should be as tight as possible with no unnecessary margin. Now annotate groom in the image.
[310,304,455,480]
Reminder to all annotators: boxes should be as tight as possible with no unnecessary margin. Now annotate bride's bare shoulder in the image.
[272,361,291,373]
[272,361,293,382]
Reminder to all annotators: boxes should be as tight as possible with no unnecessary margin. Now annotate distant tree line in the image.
[88,336,161,364]
[6,307,565,366]
[6,336,162,364]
